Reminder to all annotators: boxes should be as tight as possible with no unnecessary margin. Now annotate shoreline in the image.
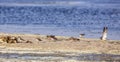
[0,33,120,54]
[0,33,120,61]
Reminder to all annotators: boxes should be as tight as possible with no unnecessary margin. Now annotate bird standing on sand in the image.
[101,27,108,40]
[80,34,85,38]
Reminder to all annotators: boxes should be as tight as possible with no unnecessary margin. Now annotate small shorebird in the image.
[101,27,108,40]
[80,34,85,38]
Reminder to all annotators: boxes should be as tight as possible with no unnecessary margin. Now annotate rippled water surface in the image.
[0,5,120,40]
[0,52,120,61]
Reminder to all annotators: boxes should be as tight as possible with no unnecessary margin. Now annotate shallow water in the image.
[0,25,120,40]
[0,52,120,61]
[0,5,120,40]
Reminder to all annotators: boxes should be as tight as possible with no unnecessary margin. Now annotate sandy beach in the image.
[0,0,120,61]
[0,33,120,62]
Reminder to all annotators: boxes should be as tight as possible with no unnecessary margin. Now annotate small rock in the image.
[46,35,57,41]
[16,37,26,43]
[36,38,42,41]
[26,41,32,43]
[67,37,80,41]
[6,36,17,43]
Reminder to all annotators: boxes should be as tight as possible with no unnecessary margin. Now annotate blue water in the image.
[0,52,120,61]
[0,5,120,40]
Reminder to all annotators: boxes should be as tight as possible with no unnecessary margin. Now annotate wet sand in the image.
[0,33,120,62]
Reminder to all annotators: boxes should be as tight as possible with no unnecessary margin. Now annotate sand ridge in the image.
[0,33,119,54]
